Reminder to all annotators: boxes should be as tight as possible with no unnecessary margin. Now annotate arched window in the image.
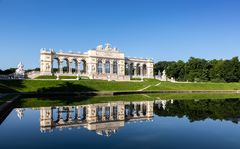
[97,60,103,74]
[80,59,87,73]
[113,61,118,74]
[52,58,60,73]
[143,64,147,76]
[62,58,69,73]
[71,59,78,74]
[136,63,141,76]
[130,63,134,75]
[105,61,110,73]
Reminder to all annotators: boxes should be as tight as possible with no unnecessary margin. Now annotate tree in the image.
[154,61,175,75]
[185,57,211,82]
[221,57,240,82]
[166,60,185,81]
[0,68,16,75]
[155,56,240,82]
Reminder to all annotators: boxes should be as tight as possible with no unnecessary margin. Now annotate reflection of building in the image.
[15,108,25,120]
[40,101,154,136]
[39,43,154,80]
[155,99,174,110]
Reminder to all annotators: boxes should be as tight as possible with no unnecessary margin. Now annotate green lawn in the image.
[1,79,240,94]
[147,93,240,100]
[19,93,240,108]
[146,81,240,90]
[0,79,159,93]
[19,94,151,107]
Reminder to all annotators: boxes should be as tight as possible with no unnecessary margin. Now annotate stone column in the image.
[132,103,137,117]
[102,60,105,74]
[139,103,143,116]
[77,106,81,120]
[77,63,81,75]
[69,62,72,74]
[102,107,106,121]
[117,63,120,75]
[68,107,73,122]
[110,106,113,120]
[134,65,137,76]
[140,65,143,77]
[128,63,131,76]
[110,61,113,75]
[59,61,63,74]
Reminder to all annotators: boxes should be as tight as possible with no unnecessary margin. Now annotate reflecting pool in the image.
[1,98,240,149]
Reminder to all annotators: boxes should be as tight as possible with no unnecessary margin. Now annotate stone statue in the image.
[105,43,111,51]
[161,70,167,81]
[96,45,103,50]
[16,108,25,120]
[76,73,80,80]
[56,73,60,80]
[113,47,118,51]
[15,62,25,79]
[158,70,161,78]
[107,75,111,81]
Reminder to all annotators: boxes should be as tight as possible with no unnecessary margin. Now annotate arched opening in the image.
[97,106,102,122]
[113,61,118,74]
[80,59,87,74]
[143,64,147,76]
[130,63,134,76]
[52,58,60,74]
[105,60,110,74]
[62,58,69,74]
[52,108,59,122]
[113,106,118,120]
[71,59,78,74]
[97,60,103,74]
[136,63,141,76]
[105,107,110,120]
[125,105,131,118]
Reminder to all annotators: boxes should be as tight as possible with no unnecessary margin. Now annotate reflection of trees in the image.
[154,99,240,123]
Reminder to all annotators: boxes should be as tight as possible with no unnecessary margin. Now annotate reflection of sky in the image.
[1,109,240,149]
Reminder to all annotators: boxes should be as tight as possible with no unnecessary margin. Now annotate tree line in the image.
[0,68,40,75]
[154,57,240,82]
[154,99,240,123]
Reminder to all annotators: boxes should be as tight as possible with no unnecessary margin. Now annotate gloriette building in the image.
[40,43,154,80]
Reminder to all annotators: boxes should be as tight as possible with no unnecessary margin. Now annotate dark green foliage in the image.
[155,57,240,82]
[154,99,240,123]
[0,68,16,75]
[154,61,175,75]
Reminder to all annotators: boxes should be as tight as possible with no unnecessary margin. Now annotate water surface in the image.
[1,98,240,149]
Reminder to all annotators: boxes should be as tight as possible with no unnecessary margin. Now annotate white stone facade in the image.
[40,43,154,80]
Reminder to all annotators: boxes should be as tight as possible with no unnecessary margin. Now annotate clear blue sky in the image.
[1,0,240,69]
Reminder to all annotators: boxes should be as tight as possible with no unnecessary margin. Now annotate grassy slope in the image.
[0,79,158,93]
[147,93,240,99]
[146,81,240,90]
[1,79,240,93]
[19,94,150,107]
[19,93,240,108]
